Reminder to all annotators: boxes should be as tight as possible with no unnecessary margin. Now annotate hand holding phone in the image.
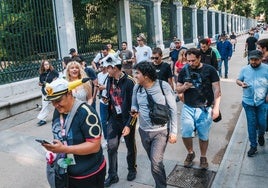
[35,139,52,145]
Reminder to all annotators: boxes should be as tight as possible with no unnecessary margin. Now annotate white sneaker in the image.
[101,140,107,149]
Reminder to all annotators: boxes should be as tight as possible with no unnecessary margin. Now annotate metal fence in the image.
[0,0,254,85]
[208,11,213,38]
[183,7,193,44]
[0,0,61,85]
[197,9,204,39]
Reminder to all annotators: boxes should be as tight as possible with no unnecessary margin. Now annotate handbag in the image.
[145,80,170,125]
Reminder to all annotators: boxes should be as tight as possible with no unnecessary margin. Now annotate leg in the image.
[106,119,121,178]
[199,139,209,157]
[150,130,168,188]
[224,58,229,78]
[257,103,268,139]
[242,102,258,148]
[139,128,168,188]
[124,123,137,178]
[218,60,223,77]
[182,137,194,153]
[37,94,50,123]
[99,102,108,140]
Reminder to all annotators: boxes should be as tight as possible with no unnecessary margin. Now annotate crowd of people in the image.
[36,30,267,188]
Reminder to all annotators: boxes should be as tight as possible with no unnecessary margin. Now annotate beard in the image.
[190,62,201,69]
[250,63,261,68]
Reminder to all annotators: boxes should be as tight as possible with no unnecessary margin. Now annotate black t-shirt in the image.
[230,34,236,39]
[177,64,219,107]
[152,62,173,82]
[200,48,218,70]
[246,36,258,51]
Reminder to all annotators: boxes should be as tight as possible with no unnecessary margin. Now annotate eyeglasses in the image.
[151,57,159,60]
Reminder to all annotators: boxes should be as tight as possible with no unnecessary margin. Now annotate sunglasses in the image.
[151,57,159,60]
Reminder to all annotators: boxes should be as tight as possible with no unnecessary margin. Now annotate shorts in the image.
[180,104,212,141]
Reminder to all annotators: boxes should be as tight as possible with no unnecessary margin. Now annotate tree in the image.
[253,0,268,22]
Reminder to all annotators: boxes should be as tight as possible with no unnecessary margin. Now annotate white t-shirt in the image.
[93,52,104,63]
[135,45,152,64]
[97,72,109,104]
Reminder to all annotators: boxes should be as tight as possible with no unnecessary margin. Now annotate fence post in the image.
[218,11,222,35]
[118,0,133,51]
[201,7,208,38]
[52,0,77,58]
[151,0,164,49]
[190,4,198,46]
[173,1,184,44]
[211,10,216,39]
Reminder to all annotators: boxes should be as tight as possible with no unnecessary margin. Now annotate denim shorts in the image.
[180,104,213,141]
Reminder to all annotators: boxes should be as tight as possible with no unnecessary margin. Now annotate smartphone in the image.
[35,139,51,145]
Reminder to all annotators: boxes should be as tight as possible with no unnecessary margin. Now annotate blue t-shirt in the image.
[237,64,268,106]
[52,104,104,178]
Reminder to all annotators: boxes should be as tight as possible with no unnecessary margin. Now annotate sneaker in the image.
[247,147,257,157]
[184,152,195,168]
[37,120,46,126]
[258,135,265,146]
[127,171,137,181]
[104,175,119,187]
[200,157,208,169]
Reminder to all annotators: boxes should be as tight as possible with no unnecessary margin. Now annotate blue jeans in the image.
[139,128,168,188]
[99,102,108,139]
[218,58,229,77]
[242,102,268,148]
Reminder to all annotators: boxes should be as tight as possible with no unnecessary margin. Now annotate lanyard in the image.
[60,114,69,146]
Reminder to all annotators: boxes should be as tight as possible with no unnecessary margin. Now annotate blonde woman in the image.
[66,61,93,105]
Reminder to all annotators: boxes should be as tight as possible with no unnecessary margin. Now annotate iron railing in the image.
[0,0,61,84]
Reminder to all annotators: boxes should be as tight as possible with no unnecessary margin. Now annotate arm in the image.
[236,79,249,88]
[212,81,221,120]
[43,138,101,155]
[163,83,177,143]
[168,77,174,91]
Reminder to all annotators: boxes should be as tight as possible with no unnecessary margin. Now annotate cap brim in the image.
[44,95,63,101]
[44,90,68,101]
[249,56,261,59]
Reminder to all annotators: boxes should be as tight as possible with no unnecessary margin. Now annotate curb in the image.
[211,109,247,188]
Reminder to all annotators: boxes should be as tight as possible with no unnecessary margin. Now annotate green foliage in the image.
[0,0,56,61]
[253,0,268,22]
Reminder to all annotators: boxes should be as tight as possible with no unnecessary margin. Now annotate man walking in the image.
[134,33,152,64]
[199,38,218,70]
[101,54,137,187]
[119,41,133,76]
[176,48,221,169]
[257,38,268,64]
[236,50,268,157]
[217,34,233,78]
[151,47,174,90]
[245,31,258,63]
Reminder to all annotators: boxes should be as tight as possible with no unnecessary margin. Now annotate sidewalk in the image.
[0,31,267,188]
[212,31,268,188]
